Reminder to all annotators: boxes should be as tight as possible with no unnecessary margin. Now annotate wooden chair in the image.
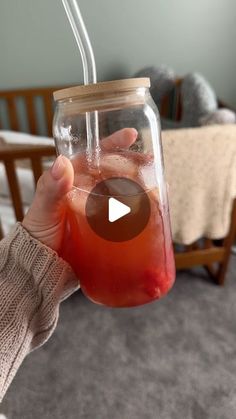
[0,85,235,285]
[0,86,60,239]
[159,78,236,284]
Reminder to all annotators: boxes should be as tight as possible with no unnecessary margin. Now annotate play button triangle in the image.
[108,197,131,223]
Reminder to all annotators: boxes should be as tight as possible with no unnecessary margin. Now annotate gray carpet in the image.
[1,256,236,419]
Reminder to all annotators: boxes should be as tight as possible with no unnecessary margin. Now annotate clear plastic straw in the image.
[61,0,100,162]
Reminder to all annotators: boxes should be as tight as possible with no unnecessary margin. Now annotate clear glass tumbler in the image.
[53,78,175,307]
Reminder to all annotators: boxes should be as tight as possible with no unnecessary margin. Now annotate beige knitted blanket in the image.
[162,124,236,245]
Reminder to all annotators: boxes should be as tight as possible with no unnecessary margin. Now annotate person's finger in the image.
[34,155,74,212]
[71,128,138,174]
[101,128,138,151]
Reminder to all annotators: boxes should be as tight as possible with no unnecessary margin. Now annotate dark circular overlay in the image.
[85,177,151,242]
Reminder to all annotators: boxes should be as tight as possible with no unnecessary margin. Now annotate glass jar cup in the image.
[53,78,175,307]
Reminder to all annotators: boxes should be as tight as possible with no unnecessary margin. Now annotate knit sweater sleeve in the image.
[0,223,79,402]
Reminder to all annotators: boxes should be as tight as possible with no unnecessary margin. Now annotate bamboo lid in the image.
[53,78,150,101]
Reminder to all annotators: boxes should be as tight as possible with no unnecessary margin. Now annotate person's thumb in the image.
[22,155,74,250]
[36,155,74,210]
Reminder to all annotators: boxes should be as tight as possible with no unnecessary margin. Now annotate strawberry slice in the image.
[143,268,171,298]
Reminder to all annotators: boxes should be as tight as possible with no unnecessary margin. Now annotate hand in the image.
[22,128,138,252]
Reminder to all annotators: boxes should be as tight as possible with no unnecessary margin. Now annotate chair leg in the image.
[0,220,3,241]
[216,199,236,285]
[204,264,218,282]
[203,239,218,282]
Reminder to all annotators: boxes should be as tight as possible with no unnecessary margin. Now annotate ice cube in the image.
[139,162,157,189]
[148,187,160,206]
[100,153,138,178]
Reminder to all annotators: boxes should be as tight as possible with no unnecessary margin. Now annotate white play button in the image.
[86,178,151,241]
[108,197,131,223]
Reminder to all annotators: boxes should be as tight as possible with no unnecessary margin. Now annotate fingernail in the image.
[51,155,66,180]
[131,128,138,138]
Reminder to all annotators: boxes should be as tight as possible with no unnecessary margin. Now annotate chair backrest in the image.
[159,78,183,121]
[0,83,181,137]
[0,86,63,137]
[0,82,230,138]
[158,78,232,122]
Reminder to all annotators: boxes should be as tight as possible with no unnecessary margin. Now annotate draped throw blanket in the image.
[162,124,236,245]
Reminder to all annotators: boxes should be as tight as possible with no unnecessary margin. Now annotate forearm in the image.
[0,223,79,402]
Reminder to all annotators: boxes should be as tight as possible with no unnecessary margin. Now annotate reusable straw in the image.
[61,0,100,160]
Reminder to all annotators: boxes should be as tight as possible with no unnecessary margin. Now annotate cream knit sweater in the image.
[0,223,79,403]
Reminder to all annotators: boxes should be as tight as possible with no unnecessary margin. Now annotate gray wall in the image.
[0,0,236,107]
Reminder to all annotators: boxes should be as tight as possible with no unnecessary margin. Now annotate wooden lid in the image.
[53,78,150,101]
